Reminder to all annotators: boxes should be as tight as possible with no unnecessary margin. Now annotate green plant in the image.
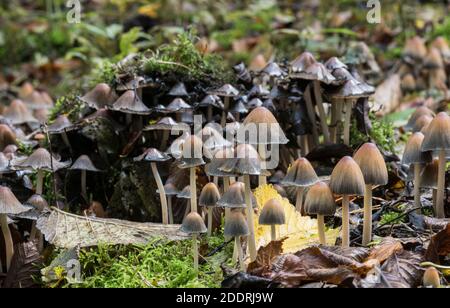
[379,211,406,225]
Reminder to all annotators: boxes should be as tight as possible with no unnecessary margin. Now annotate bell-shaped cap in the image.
[199,183,221,208]
[0,124,17,151]
[134,148,171,163]
[304,182,336,216]
[403,36,427,62]
[166,98,192,113]
[3,99,38,124]
[246,98,264,110]
[259,198,285,225]
[230,101,248,114]
[423,267,441,288]
[163,182,180,196]
[282,158,319,187]
[177,186,191,199]
[198,125,232,153]
[22,90,53,110]
[47,115,77,134]
[325,57,348,71]
[198,95,224,109]
[424,48,444,69]
[168,82,188,97]
[262,62,284,77]
[219,144,262,176]
[180,212,207,234]
[329,156,365,196]
[420,159,439,189]
[412,115,433,133]
[111,90,151,115]
[0,186,29,214]
[178,135,205,168]
[329,79,368,99]
[79,83,118,109]
[205,147,234,177]
[353,143,388,186]
[249,85,270,98]
[422,112,450,151]
[116,76,147,91]
[14,148,70,171]
[290,52,335,84]
[224,211,249,237]
[208,84,239,97]
[143,117,188,131]
[15,194,50,220]
[70,155,102,172]
[405,107,435,131]
[218,182,246,208]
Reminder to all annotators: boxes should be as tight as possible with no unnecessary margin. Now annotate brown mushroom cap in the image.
[423,267,441,288]
[14,148,70,171]
[412,115,433,133]
[70,155,102,172]
[80,83,118,109]
[422,112,450,151]
[3,99,38,124]
[405,107,435,130]
[403,36,427,61]
[401,74,417,92]
[47,115,77,134]
[111,90,151,115]
[282,158,319,187]
[259,198,285,225]
[353,143,388,186]
[0,186,29,214]
[402,132,433,165]
[218,182,246,208]
[224,211,249,237]
[180,212,207,234]
[424,48,444,69]
[304,182,336,216]
[199,183,221,208]
[0,124,17,151]
[329,156,365,196]
[420,159,439,189]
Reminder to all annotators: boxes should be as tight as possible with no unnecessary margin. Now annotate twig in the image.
[205,239,234,257]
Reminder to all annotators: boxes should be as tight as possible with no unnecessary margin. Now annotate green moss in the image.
[379,211,406,225]
[48,95,83,122]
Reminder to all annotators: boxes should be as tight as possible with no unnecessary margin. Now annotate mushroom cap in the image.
[247,98,264,110]
[0,152,10,172]
[405,107,435,131]
[198,126,232,153]
[3,144,18,155]
[423,267,441,288]
[224,211,249,237]
[111,90,151,115]
[178,135,205,168]
[230,101,248,114]
[325,57,348,71]
[249,85,270,98]
[166,98,192,113]
[168,82,188,97]
[290,52,335,84]
[282,158,319,187]
[329,156,365,196]
[219,144,262,176]
[420,159,439,189]
[14,148,69,171]
[353,143,388,186]
[412,115,433,133]
[0,186,29,214]
[422,112,450,151]
[70,155,102,172]
[3,99,38,124]
[25,194,49,212]
[199,183,221,207]
[0,124,17,151]
[424,48,444,69]
[218,182,246,208]
[259,198,285,225]
[177,186,191,199]
[134,148,171,163]
[304,182,336,216]
[47,115,77,134]
[401,74,417,92]
[143,117,188,131]
[198,95,223,109]
[22,91,53,110]
[163,182,180,196]
[205,147,234,177]
[116,76,147,91]
[180,212,207,234]
[80,83,118,109]
[329,79,368,99]
[402,132,433,165]
[403,36,427,61]
[262,62,284,77]
[208,84,239,97]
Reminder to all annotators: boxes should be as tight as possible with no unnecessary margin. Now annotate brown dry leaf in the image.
[247,239,285,276]
[366,237,404,264]
[425,224,450,263]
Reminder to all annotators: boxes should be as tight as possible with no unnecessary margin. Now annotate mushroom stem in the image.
[236,236,245,271]
[330,102,338,143]
[81,170,87,200]
[244,174,257,262]
[151,162,169,224]
[270,225,276,242]
[36,169,44,195]
[258,143,267,186]
[295,187,305,215]
[184,200,191,219]
[432,189,437,212]
[304,84,319,147]
[207,207,213,236]
[221,97,230,128]
[436,149,447,218]
[414,163,422,211]
[342,195,350,248]
[161,130,169,151]
[126,114,132,125]
[190,167,197,213]
[168,196,173,224]
[362,184,373,246]
[61,131,72,153]
[313,81,331,144]
[0,214,13,271]
[317,214,326,245]
[207,105,213,122]
[343,99,353,146]
[192,234,199,272]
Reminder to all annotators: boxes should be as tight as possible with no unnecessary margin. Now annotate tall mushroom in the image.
[162,182,180,224]
[0,186,29,270]
[0,124,17,151]
[421,112,450,218]
[224,211,249,271]
[353,143,388,246]
[199,183,221,236]
[47,115,79,151]
[405,107,435,132]
[134,148,171,224]
[165,98,192,123]
[329,156,365,247]
[69,155,102,201]
[259,198,286,241]
[110,90,151,127]
[420,159,439,211]
[143,117,188,151]
[281,157,319,215]
[198,95,223,123]
[208,84,239,128]
[181,212,207,273]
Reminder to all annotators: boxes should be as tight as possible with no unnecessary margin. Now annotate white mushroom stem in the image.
[271,225,276,242]
[0,214,13,271]
[436,149,447,218]
[414,163,422,211]
[236,236,245,271]
[167,196,173,224]
[362,184,373,247]
[184,200,191,219]
[192,234,199,272]
[150,162,169,224]
[317,215,326,245]
[190,167,198,213]
[221,97,230,128]
[207,207,213,236]
[258,144,267,186]
[304,84,319,147]
[81,170,87,200]
[295,187,305,215]
[244,174,257,262]
[343,99,353,146]
[342,195,350,248]
[224,177,231,230]
[36,169,45,195]
[313,81,331,144]
[432,189,437,212]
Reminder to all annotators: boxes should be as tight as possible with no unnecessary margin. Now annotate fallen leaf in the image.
[425,224,450,264]
[247,239,285,276]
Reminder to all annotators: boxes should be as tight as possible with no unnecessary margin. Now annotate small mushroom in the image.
[79,83,118,110]
[405,107,435,131]
[23,194,49,252]
[198,95,223,122]
[403,36,427,63]
[224,211,249,271]
[330,156,365,247]
[110,90,151,126]
[3,99,38,125]
[180,212,207,273]
[0,124,17,151]
[205,147,234,192]
[0,186,29,270]
[165,98,193,122]
[304,182,336,245]
[199,183,221,236]
[423,267,441,288]
[208,84,239,128]
[354,143,388,246]
[162,182,180,224]
[420,159,439,211]
[69,155,102,201]
[421,112,450,218]
[144,117,188,151]
[168,82,189,97]
[259,198,285,241]
[47,115,78,151]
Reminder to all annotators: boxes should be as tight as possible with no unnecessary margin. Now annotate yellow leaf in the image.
[253,185,339,253]
[138,3,160,18]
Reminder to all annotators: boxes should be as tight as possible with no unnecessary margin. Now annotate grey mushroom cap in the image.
[219,144,262,176]
[79,83,118,109]
[403,132,433,165]
[328,79,368,99]
[180,212,207,234]
[0,152,10,173]
[168,82,189,97]
[199,183,221,207]
[3,99,39,124]
[208,84,239,97]
[405,107,435,131]
[247,98,264,110]
[349,69,376,95]
[70,155,102,172]
[290,52,335,84]
[163,182,180,196]
[134,148,171,163]
[14,148,70,171]
[178,135,205,168]
[166,98,192,113]
[143,117,189,131]
[421,112,450,151]
[249,85,270,98]
[230,101,248,114]
[218,182,257,209]
[304,182,336,216]
[262,62,284,77]
[116,76,147,91]
[205,148,235,177]
[198,95,224,109]
[0,186,29,214]
[47,115,77,134]
[14,194,50,220]
[420,159,439,189]
[224,211,249,237]
[325,57,348,71]
[282,158,319,187]
[259,199,286,225]
[329,156,365,196]
[177,186,191,199]
[110,90,151,115]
